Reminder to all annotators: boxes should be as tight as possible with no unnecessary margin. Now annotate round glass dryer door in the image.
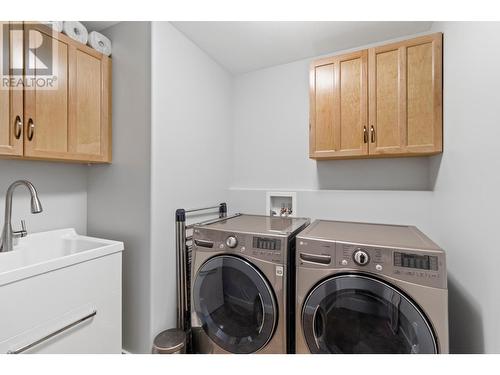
[193,255,277,353]
[302,274,437,354]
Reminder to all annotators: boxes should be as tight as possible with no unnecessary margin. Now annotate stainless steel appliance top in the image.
[198,214,310,237]
[298,219,442,251]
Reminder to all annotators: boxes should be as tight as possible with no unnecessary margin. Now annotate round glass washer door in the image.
[193,255,277,353]
[302,274,437,354]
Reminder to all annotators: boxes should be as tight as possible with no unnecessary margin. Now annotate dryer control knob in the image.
[226,236,238,248]
[353,249,370,266]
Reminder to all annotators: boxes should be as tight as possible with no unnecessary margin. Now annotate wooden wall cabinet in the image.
[310,33,442,160]
[0,22,112,163]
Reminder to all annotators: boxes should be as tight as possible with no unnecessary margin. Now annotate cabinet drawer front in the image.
[1,292,121,354]
[0,252,121,347]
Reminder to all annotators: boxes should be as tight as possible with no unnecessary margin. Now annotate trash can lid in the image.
[153,328,186,354]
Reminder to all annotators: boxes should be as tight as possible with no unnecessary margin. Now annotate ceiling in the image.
[171,21,433,75]
[82,21,120,32]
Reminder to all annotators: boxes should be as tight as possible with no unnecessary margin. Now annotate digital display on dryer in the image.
[253,237,281,251]
[394,252,438,271]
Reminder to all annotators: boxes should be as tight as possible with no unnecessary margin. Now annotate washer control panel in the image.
[338,244,384,269]
[193,229,284,264]
[249,235,283,263]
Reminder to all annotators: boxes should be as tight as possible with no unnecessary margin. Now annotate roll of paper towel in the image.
[40,21,63,32]
[62,21,88,44]
[88,31,112,56]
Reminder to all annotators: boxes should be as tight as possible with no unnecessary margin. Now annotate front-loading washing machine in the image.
[295,220,448,354]
[191,214,310,354]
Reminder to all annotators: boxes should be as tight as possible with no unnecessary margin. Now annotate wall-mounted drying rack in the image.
[175,202,229,348]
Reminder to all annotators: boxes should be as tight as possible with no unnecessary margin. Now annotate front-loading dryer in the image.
[295,220,448,354]
[191,214,310,354]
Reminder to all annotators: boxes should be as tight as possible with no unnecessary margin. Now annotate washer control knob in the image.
[226,236,238,248]
[375,264,383,271]
[341,259,348,266]
[353,249,370,266]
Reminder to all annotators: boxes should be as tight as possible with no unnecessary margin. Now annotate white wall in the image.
[426,22,500,354]
[229,188,433,232]
[229,36,436,233]
[232,39,432,192]
[150,22,232,345]
[0,160,87,235]
[87,22,152,354]
[229,24,500,353]
[85,21,232,353]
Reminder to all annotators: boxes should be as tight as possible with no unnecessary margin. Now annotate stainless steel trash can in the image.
[152,328,187,354]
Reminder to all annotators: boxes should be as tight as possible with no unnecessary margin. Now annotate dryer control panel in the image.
[297,238,446,289]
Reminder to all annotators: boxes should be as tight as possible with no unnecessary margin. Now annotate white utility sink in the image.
[0,228,123,353]
[0,228,123,287]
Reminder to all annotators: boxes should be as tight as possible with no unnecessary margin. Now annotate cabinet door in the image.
[23,24,71,160]
[23,23,111,163]
[0,22,23,156]
[68,46,111,162]
[369,33,442,156]
[309,50,368,159]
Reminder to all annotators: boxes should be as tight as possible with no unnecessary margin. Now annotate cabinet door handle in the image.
[27,118,35,141]
[363,126,367,143]
[370,125,376,143]
[14,116,22,139]
[7,310,97,354]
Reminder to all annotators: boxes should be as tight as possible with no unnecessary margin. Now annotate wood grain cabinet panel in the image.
[0,22,23,157]
[369,33,442,156]
[312,63,335,153]
[24,28,70,159]
[310,50,368,159]
[310,33,442,160]
[406,39,441,152]
[369,46,405,155]
[0,22,111,163]
[68,47,111,162]
[74,50,101,155]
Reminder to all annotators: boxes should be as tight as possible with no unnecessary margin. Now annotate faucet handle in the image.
[13,220,28,238]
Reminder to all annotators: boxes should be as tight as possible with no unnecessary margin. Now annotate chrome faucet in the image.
[0,180,43,252]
